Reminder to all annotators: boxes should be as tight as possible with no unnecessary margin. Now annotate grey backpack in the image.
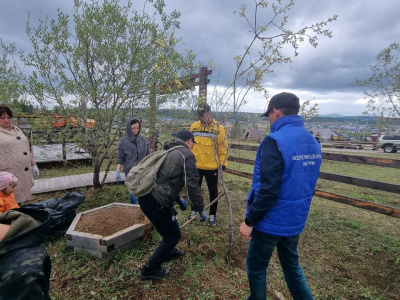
[125,146,183,197]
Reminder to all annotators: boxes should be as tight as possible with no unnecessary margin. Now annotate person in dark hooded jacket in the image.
[0,208,51,300]
[116,118,150,204]
[138,130,206,280]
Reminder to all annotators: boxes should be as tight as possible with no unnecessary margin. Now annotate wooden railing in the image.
[321,140,377,150]
[226,143,400,218]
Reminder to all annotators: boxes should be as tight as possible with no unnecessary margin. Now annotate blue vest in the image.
[247,115,322,236]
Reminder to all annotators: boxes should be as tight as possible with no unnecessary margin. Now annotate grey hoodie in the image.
[117,118,150,174]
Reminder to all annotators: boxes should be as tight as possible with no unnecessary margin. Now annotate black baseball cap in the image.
[196,103,211,117]
[176,129,196,143]
[262,92,300,117]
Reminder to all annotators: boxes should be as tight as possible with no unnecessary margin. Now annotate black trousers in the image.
[198,168,219,216]
[138,194,181,269]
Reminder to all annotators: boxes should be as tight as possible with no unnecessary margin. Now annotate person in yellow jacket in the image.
[188,103,228,226]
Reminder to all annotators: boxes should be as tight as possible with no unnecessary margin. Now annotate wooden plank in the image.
[66,206,110,252]
[80,173,93,186]
[69,246,104,259]
[225,168,253,179]
[66,238,107,252]
[66,203,148,254]
[318,172,400,194]
[32,178,56,194]
[31,179,44,194]
[31,171,130,194]
[228,156,255,165]
[314,190,400,218]
[102,239,144,260]
[66,212,82,236]
[228,156,400,193]
[68,175,83,188]
[230,144,259,151]
[101,223,151,248]
[322,152,400,169]
[57,176,69,190]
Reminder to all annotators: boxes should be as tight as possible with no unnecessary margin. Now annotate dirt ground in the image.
[75,205,149,236]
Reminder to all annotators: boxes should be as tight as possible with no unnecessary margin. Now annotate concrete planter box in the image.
[66,203,151,259]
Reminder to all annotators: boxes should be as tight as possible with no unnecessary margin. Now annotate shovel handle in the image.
[180,193,225,228]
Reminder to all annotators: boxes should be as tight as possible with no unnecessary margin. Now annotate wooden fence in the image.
[225,143,400,218]
[321,140,377,150]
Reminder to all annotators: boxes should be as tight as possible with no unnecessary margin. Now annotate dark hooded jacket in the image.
[151,138,204,212]
[0,208,51,300]
[117,118,150,174]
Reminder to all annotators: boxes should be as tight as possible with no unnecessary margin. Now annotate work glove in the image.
[177,198,187,211]
[115,170,121,182]
[32,165,40,178]
[199,210,207,222]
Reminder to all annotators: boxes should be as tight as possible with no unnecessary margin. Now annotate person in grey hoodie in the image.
[116,118,150,204]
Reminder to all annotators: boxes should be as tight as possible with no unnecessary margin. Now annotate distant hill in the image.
[318,113,346,118]
[158,109,398,125]
[312,114,382,123]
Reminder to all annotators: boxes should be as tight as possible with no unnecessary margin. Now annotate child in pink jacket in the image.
[0,172,20,213]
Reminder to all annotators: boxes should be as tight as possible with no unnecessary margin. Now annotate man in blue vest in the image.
[239,92,322,300]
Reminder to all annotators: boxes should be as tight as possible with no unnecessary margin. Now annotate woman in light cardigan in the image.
[0,106,39,203]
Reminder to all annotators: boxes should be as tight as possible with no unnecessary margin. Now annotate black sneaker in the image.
[165,249,185,262]
[139,266,170,280]
[208,215,216,226]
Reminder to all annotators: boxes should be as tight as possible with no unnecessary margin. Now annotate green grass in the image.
[32,146,400,299]
[38,177,400,300]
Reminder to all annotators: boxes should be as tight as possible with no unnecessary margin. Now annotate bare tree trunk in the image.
[93,161,101,188]
[149,88,157,151]
[219,175,234,263]
[210,120,234,263]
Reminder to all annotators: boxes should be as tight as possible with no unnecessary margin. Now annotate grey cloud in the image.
[0,0,398,115]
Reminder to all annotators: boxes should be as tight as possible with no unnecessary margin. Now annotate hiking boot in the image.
[187,210,197,221]
[139,266,169,280]
[164,249,185,262]
[208,215,216,227]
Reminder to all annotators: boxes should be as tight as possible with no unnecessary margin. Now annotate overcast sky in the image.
[0,0,398,116]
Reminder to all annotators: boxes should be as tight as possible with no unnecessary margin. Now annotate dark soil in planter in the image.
[75,205,149,236]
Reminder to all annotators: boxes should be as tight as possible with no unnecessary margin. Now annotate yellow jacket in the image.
[190,119,228,170]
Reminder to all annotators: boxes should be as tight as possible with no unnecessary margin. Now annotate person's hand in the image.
[115,170,121,182]
[239,222,253,241]
[32,165,40,178]
[0,224,11,242]
[178,198,187,211]
[199,210,207,222]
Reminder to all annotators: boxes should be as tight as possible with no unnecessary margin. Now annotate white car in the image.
[376,134,400,153]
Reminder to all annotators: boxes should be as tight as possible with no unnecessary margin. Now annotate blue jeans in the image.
[246,230,313,300]
[124,171,137,204]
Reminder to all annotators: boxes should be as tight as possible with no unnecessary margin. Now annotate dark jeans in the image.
[246,230,313,300]
[138,194,181,269]
[198,168,219,216]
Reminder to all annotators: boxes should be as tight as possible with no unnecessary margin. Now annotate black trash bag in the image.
[23,191,85,241]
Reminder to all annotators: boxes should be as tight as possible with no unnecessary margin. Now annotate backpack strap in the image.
[156,146,185,186]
